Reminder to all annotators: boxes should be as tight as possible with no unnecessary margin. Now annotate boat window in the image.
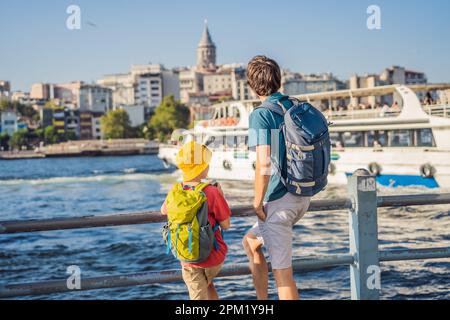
[389,130,413,147]
[230,107,241,119]
[416,129,435,147]
[207,135,225,150]
[377,131,388,147]
[236,135,248,150]
[367,131,388,147]
[367,131,375,147]
[329,132,342,148]
[226,136,236,150]
[342,132,364,147]
[204,136,215,147]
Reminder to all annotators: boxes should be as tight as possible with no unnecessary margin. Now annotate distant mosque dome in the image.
[197,19,216,72]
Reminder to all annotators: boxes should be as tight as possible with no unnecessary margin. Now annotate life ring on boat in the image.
[328,163,336,175]
[368,162,382,176]
[223,160,232,171]
[420,164,436,178]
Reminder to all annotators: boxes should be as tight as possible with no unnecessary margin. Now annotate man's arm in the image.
[253,144,272,221]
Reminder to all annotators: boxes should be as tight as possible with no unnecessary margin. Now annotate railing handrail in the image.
[1,193,450,235]
[1,247,449,299]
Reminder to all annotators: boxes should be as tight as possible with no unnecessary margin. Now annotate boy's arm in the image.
[160,200,168,215]
[211,186,232,230]
[219,218,231,230]
[253,145,271,221]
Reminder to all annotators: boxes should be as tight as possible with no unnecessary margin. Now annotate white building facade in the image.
[79,85,113,113]
[98,64,180,110]
[0,112,18,135]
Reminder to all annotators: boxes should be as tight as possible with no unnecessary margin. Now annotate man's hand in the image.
[253,202,266,222]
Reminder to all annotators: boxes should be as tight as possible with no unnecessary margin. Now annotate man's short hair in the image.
[246,55,281,97]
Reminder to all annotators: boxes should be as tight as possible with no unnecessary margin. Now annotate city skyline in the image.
[1,0,450,91]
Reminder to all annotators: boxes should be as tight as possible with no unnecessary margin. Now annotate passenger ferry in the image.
[158,84,450,189]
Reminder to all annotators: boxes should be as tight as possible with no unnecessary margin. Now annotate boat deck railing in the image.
[326,108,401,121]
[326,104,450,121]
[423,104,450,118]
[1,170,449,300]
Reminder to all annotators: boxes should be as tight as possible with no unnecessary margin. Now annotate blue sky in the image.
[1,0,449,91]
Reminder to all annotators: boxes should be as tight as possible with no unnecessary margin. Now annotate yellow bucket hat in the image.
[176,141,212,181]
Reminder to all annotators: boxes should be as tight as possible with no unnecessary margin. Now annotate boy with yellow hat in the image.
[161,141,231,300]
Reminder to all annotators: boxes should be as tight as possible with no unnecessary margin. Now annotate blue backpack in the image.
[259,95,331,197]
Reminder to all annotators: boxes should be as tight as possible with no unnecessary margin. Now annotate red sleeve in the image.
[204,186,231,222]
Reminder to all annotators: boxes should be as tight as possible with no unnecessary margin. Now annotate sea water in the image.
[0,155,449,300]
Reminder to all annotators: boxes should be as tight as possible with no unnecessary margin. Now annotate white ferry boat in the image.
[159,84,450,189]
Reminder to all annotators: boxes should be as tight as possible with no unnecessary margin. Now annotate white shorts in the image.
[248,193,311,270]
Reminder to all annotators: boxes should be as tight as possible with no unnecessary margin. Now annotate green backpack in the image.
[162,182,220,263]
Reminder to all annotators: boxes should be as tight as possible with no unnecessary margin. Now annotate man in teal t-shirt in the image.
[242,56,311,301]
[248,91,289,203]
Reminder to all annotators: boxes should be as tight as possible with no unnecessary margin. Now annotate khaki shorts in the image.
[248,193,311,270]
[181,263,223,300]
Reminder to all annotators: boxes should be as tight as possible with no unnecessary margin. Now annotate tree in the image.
[44,126,59,144]
[0,133,10,151]
[148,95,190,142]
[63,131,77,141]
[35,128,44,140]
[10,129,28,150]
[16,103,38,119]
[100,109,133,139]
[0,100,10,111]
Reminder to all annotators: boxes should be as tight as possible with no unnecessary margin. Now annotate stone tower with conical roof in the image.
[196,20,216,72]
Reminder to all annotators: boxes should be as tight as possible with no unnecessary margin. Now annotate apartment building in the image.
[282,72,346,96]
[349,65,428,106]
[30,82,112,112]
[179,68,204,104]
[0,111,18,135]
[0,80,11,101]
[98,64,180,110]
[79,85,113,113]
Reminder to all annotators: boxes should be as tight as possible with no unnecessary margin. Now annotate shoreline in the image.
[0,139,159,160]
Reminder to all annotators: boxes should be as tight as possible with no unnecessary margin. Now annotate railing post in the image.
[348,169,380,300]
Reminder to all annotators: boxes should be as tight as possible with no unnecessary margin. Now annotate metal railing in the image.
[326,109,401,121]
[1,169,450,299]
[423,104,450,118]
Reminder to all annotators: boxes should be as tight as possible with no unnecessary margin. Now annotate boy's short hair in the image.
[246,55,281,97]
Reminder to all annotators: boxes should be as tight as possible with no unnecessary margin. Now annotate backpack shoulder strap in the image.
[257,94,295,116]
[194,182,210,193]
[257,100,285,117]
[168,182,183,195]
